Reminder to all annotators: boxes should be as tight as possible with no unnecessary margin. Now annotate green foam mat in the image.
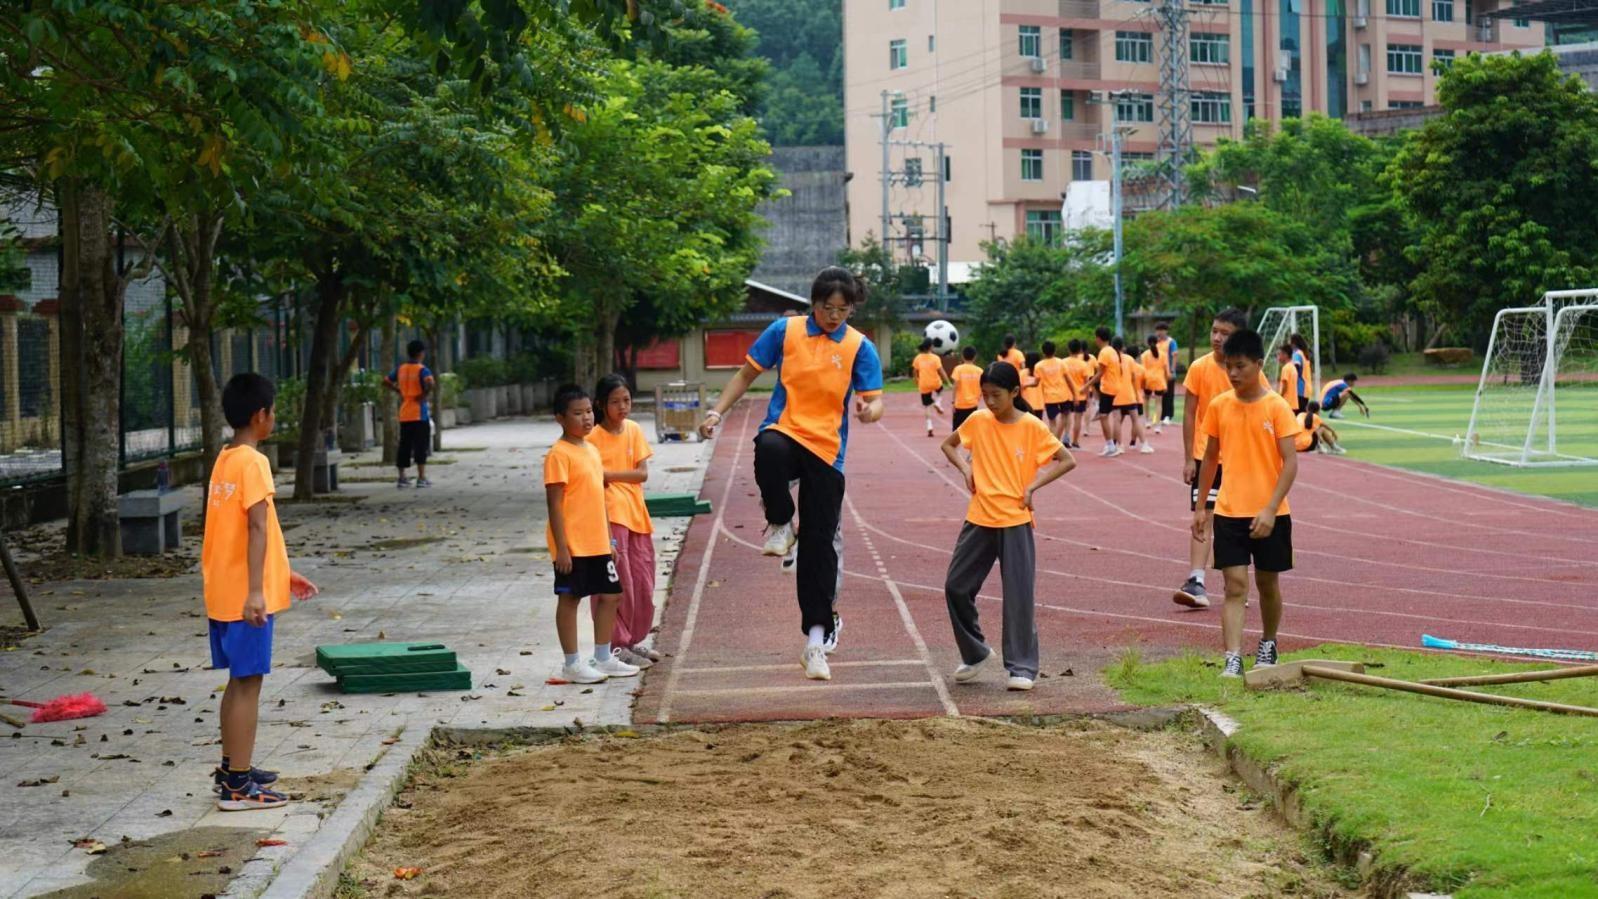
[644,493,713,517]
[316,642,457,676]
[337,663,473,694]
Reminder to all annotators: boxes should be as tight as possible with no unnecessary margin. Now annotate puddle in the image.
[38,826,265,899]
[365,537,443,552]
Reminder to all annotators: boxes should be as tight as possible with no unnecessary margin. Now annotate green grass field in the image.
[1333,384,1598,508]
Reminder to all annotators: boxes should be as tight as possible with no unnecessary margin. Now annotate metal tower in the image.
[1155,0,1193,208]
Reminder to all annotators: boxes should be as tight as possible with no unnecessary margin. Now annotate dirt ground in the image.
[342,718,1351,899]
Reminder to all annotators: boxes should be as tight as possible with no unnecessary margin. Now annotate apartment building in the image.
[843,0,1544,269]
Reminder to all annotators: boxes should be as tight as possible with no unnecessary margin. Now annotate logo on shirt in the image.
[208,482,238,506]
[831,353,843,370]
[1263,419,1276,435]
[1015,447,1026,462]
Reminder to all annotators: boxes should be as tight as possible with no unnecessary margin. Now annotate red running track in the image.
[634,395,1598,724]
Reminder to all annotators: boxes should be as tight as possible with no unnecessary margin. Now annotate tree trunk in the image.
[169,212,227,481]
[318,319,369,444]
[429,324,444,453]
[293,273,346,499]
[380,314,398,464]
[58,182,124,557]
[188,328,224,479]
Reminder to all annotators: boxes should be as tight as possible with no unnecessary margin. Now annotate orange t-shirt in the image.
[1140,350,1168,392]
[587,419,654,535]
[1021,368,1045,411]
[999,348,1025,372]
[1278,361,1299,401]
[1200,391,1303,518]
[957,409,1066,528]
[951,362,984,409]
[1033,357,1070,403]
[1096,346,1122,397]
[1064,357,1091,398]
[1294,411,1322,452]
[388,362,435,423]
[1121,356,1145,405]
[202,444,290,622]
[1183,352,1271,461]
[912,352,945,393]
[544,438,611,557]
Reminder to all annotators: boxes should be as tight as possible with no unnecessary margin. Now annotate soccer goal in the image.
[1256,305,1321,401]
[1463,290,1598,467]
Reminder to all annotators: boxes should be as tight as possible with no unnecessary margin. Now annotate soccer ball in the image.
[924,319,960,353]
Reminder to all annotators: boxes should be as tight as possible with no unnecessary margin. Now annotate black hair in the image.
[1024,351,1041,370]
[1155,321,1170,331]
[1344,372,1359,383]
[222,373,275,430]
[1094,326,1112,342]
[980,362,1032,414]
[1146,334,1160,348]
[1003,334,1017,350]
[1110,335,1125,357]
[1277,343,1295,357]
[811,266,867,307]
[1214,308,1249,331]
[1221,328,1265,362]
[406,339,426,358]
[1066,338,1081,354]
[1042,340,1056,357]
[594,373,630,420]
[1306,401,1322,415]
[553,383,590,416]
[919,338,933,352]
[962,346,976,360]
[1290,333,1310,353]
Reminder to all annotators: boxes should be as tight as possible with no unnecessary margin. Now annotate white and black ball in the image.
[924,319,960,353]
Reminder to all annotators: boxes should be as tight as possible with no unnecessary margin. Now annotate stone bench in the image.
[118,489,188,555]
[313,448,341,493]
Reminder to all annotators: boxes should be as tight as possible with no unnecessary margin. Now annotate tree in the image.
[962,232,1113,351]
[1390,51,1598,346]
[724,0,842,145]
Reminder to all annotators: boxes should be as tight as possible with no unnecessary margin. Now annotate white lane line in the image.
[845,493,960,717]
[674,681,940,698]
[677,659,927,674]
[657,404,750,725]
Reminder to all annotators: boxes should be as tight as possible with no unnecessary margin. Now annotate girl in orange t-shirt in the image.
[1021,351,1046,420]
[940,363,1075,690]
[588,374,659,669]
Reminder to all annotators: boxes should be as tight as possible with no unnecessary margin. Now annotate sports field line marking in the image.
[673,681,941,697]
[678,659,926,674]
[656,404,750,725]
[1318,452,1598,520]
[845,493,960,717]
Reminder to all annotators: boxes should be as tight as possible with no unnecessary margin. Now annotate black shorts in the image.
[921,392,936,407]
[1073,400,1089,414]
[952,407,976,431]
[1097,393,1115,415]
[1212,514,1294,572]
[1045,401,1069,420]
[1114,403,1141,414]
[1296,395,1307,414]
[554,554,622,598]
[1189,463,1223,512]
[398,420,430,468]
[1030,408,1044,419]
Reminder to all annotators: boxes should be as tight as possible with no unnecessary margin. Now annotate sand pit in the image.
[343,718,1348,898]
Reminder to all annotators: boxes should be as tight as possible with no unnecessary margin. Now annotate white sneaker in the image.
[1109,446,1125,457]
[591,655,641,678]
[762,522,796,556]
[802,645,831,680]
[1006,675,1035,691]
[1153,425,1164,434]
[1098,444,1115,457]
[615,647,654,669]
[822,612,842,655]
[953,648,992,683]
[1139,443,1155,454]
[560,660,608,684]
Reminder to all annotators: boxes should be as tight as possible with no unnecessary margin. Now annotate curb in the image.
[1194,706,1451,899]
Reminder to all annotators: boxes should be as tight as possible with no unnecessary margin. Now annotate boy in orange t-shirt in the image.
[1062,339,1093,449]
[383,339,436,488]
[1275,345,1302,413]
[203,373,319,811]
[1032,340,1074,442]
[1192,329,1302,678]
[912,338,954,437]
[950,346,985,431]
[545,384,638,686]
[941,363,1075,691]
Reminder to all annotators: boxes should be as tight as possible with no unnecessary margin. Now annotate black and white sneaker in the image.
[822,612,842,655]
[1173,576,1210,609]
[1221,653,1244,678]
[1254,639,1278,668]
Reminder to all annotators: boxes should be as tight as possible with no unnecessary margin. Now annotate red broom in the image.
[3,693,108,723]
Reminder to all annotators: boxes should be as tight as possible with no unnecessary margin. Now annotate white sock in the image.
[807,625,826,648]
[564,652,580,667]
[593,643,611,662]
[1189,568,1204,582]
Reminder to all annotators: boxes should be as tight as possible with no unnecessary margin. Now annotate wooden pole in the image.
[0,531,39,631]
[1421,664,1598,688]
[1305,666,1598,718]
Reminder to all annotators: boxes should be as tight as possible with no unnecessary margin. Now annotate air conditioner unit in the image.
[1031,118,1050,134]
[1030,56,1048,73]
[1273,67,1289,83]
[1355,71,1369,85]
[1353,14,1367,27]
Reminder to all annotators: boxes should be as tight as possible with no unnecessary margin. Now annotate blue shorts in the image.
[209,616,275,678]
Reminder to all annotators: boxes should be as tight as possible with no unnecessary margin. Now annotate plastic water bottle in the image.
[155,460,170,494]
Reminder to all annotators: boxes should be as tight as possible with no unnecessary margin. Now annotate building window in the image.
[1191,90,1232,123]
[1115,31,1154,63]
[929,95,936,113]
[1432,0,1454,20]
[1020,87,1042,119]
[1061,90,1075,120]
[1019,25,1042,57]
[1359,42,1372,76]
[1193,0,1228,5]
[1026,210,1064,245]
[1360,99,1373,111]
[1060,28,1074,60]
[1387,43,1423,74]
[1385,0,1420,16]
[1390,100,1425,109]
[1191,32,1230,64]
[1021,149,1043,181]
[1072,150,1094,181]
[890,0,906,8]
[1123,151,1155,161]
[1433,48,1455,70]
[1115,92,1155,122]
[1514,16,1530,26]
[891,95,909,128]
[889,39,908,70]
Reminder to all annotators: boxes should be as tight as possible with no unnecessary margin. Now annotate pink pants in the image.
[595,523,656,649]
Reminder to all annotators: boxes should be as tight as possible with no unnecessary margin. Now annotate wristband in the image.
[705,410,723,420]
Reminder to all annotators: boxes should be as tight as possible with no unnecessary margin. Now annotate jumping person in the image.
[1033,340,1073,441]
[1191,328,1301,678]
[1141,335,1168,433]
[950,346,985,432]
[1321,373,1369,419]
[998,334,1025,372]
[941,363,1075,691]
[1155,321,1178,424]
[698,267,884,682]
[912,339,953,437]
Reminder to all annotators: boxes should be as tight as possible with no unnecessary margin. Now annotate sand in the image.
[343,718,1349,898]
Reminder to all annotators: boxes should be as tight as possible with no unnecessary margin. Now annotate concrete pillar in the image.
[172,322,193,428]
[0,296,19,451]
[34,299,60,448]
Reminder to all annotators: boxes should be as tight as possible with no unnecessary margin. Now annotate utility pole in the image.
[883,136,952,309]
[934,142,948,310]
[1155,0,1193,209]
[1110,125,1126,337]
[878,90,892,250]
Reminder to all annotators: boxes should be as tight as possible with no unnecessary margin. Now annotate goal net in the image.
[1256,306,1321,402]
[1464,297,1598,467]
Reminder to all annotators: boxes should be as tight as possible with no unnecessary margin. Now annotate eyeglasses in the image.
[816,304,851,319]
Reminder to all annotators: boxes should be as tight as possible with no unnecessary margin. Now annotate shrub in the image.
[343,369,383,406]
[1357,341,1391,374]
[890,329,921,377]
[457,356,508,389]
[273,376,305,440]
[508,352,541,385]
[437,372,463,409]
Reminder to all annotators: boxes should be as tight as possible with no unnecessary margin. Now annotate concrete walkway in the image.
[0,415,710,898]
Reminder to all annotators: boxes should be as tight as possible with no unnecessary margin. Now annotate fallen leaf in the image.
[611,729,640,739]
[19,776,60,787]
[196,849,226,859]
[256,839,288,847]
[155,809,172,817]
[495,668,511,676]
[394,866,424,880]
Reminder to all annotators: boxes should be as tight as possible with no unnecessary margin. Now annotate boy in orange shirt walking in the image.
[912,339,953,436]
[1191,329,1301,678]
[941,363,1076,691]
[950,346,985,431]
[204,373,319,810]
[384,339,436,488]
[1032,340,1074,442]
